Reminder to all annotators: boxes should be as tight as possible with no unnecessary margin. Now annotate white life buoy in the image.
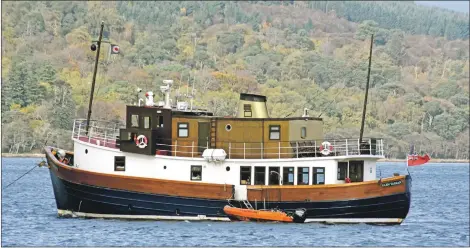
[135,135,148,148]
[320,141,333,156]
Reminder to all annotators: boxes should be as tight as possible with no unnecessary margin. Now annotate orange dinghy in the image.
[223,205,307,223]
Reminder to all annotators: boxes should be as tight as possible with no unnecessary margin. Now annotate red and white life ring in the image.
[135,134,148,148]
[320,141,333,156]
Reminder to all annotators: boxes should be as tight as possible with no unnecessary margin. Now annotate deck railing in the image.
[71,119,385,159]
[72,119,122,149]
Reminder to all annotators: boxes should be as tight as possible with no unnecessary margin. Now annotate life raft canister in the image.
[135,134,148,148]
[319,141,333,156]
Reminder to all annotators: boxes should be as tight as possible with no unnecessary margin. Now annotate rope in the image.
[2,164,38,190]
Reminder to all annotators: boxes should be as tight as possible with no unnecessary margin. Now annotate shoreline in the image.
[1,153,468,163]
[2,153,45,158]
[378,158,469,163]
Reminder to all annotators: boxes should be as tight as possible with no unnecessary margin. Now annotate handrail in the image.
[71,119,385,159]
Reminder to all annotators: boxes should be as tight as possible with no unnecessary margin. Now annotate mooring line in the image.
[2,164,38,190]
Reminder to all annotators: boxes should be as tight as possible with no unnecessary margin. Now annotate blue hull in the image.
[48,167,411,221]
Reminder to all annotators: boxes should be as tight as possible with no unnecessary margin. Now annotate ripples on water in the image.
[1,158,469,246]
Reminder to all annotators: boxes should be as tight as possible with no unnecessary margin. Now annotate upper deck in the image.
[72,119,385,160]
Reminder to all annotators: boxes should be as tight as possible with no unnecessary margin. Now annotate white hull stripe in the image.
[57,210,403,224]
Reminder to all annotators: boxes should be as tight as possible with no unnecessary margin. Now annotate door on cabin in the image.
[198,122,210,155]
[349,160,364,182]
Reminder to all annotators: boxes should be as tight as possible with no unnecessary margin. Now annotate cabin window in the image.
[337,162,348,180]
[268,167,280,185]
[254,166,266,185]
[190,165,202,181]
[283,167,294,185]
[114,156,125,171]
[269,125,280,140]
[301,127,307,139]
[313,167,325,185]
[244,104,252,117]
[178,123,189,137]
[240,166,251,185]
[131,114,139,127]
[298,167,309,185]
[144,116,151,129]
[157,115,164,128]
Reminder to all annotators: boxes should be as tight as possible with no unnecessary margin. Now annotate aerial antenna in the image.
[359,34,374,144]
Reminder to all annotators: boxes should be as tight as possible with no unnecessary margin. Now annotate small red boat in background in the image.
[407,154,430,166]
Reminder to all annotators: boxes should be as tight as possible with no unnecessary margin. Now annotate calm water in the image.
[1,158,469,246]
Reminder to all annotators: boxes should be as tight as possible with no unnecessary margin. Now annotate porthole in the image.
[226,166,230,171]
[225,124,232,132]
[85,149,88,154]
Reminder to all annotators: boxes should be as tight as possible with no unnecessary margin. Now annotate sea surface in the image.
[1,158,469,246]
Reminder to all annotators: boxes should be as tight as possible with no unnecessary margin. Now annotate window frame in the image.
[268,166,280,185]
[240,166,251,185]
[301,127,307,139]
[269,125,281,140]
[178,122,189,138]
[254,166,266,185]
[114,156,126,171]
[283,167,295,185]
[313,167,325,185]
[190,165,202,181]
[337,162,348,180]
[297,167,309,185]
[144,116,151,129]
[131,114,139,128]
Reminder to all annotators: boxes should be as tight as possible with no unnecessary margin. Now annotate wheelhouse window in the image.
[268,167,280,185]
[190,165,202,181]
[240,166,251,185]
[114,156,125,171]
[178,123,189,137]
[144,116,151,129]
[269,125,280,140]
[254,166,266,185]
[301,127,307,139]
[298,167,309,185]
[337,162,348,180]
[283,167,294,185]
[244,104,252,117]
[313,167,325,185]
[131,114,139,127]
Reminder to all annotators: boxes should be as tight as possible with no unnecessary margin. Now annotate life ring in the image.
[319,141,333,156]
[135,135,148,148]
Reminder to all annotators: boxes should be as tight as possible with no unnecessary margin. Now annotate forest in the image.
[1,1,469,159]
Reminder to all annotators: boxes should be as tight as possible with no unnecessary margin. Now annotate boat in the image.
[407,145,431,166]
[42,27,411,225]
[223,205,307,223]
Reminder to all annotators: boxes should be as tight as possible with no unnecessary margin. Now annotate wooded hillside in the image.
[1,1,469,159]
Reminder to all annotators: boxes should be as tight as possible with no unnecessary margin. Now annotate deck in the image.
[72,119,385,159]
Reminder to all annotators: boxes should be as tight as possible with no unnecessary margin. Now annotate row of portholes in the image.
[162,165,231,171]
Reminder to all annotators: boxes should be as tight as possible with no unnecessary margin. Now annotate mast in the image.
[86,21,105,135]
[359,34,374,144]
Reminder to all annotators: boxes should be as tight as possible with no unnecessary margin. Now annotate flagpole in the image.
[86,21,105,135]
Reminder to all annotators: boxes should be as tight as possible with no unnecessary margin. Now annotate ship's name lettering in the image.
[381,181,402,187]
